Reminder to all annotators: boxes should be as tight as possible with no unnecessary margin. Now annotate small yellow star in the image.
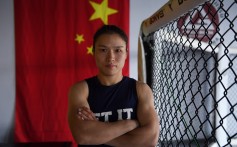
[89,0,118,24]
[75,34,85,44]
[87,46,94,55]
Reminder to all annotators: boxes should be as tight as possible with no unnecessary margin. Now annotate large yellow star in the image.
[87,46,94,55]
[89,0,118,24]
[75,34,85,44]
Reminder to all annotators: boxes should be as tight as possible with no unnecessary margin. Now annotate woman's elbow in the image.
[151,135,159,147]
[73,133,93,145]
[146,135,159,147]
[69,125,90,145]
[146,128,159,146]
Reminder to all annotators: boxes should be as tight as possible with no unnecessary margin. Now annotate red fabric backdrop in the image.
[14,0,129,142]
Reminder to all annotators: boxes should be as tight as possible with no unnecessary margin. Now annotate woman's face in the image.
[94,33,127,77]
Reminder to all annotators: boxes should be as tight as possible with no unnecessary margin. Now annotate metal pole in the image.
[214,44,229,146]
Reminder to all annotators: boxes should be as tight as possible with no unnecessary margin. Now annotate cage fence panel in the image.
[140,0,237,146]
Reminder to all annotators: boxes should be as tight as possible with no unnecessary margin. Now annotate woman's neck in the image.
[97,74,123,86]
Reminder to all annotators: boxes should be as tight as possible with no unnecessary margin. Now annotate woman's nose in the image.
[106,50,115,61]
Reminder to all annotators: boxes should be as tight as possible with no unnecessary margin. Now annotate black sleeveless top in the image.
[78,76,138,147]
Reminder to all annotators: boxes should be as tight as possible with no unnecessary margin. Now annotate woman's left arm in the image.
[106,81,160,147]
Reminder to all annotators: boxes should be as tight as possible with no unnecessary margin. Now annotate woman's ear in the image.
[125,48,128,59]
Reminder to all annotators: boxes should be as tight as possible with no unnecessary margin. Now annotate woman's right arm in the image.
[67,81,138,145]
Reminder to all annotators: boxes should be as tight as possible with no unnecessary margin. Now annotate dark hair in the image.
[93,25,128,52]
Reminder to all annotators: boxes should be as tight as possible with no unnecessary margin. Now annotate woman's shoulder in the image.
[71,76,97,88]
[136,80,152,95]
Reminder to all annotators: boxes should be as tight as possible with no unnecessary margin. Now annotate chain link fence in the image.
[140,0,237,146]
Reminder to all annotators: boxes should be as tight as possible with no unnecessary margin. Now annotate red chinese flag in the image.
[14,0,129,142]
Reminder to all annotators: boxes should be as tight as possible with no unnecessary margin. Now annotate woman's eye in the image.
[116,49,122,53]
[100,48,107,52]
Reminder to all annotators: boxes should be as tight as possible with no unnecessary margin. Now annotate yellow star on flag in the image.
[87,46,94,55]
[89,0,118,24]
[75,34,85,44]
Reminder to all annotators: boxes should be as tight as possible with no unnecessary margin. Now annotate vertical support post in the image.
[215,44,229,146]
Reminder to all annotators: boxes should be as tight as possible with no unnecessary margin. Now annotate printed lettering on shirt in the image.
[95,108,133,122]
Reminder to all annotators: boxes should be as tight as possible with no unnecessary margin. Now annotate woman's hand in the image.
[77,106,98,121]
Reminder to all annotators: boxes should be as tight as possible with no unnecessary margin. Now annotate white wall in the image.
[0,0,15,143]
[0,0,167,143]
[130,0,167,79]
